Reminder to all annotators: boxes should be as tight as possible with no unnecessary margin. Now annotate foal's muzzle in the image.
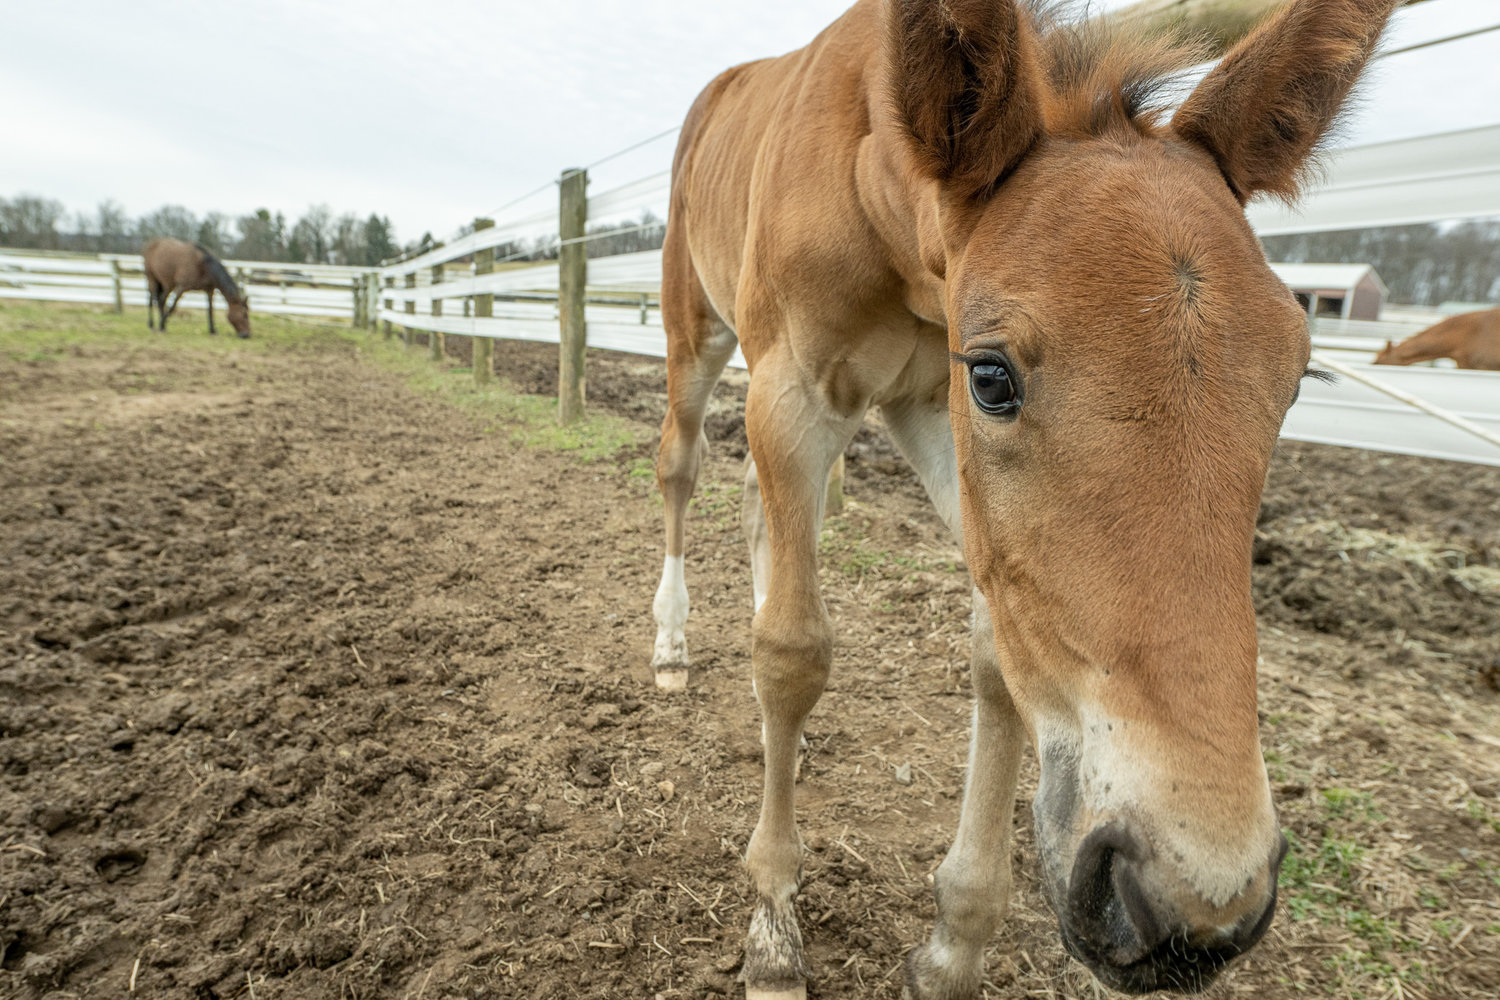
[1059,825,1287,994]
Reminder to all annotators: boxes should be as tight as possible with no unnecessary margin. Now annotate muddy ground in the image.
[1,306,1497,1000]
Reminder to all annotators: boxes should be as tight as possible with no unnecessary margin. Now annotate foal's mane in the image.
[1027,0,1207,139]
[196,244,244,303]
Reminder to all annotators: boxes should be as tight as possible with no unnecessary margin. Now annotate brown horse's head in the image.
[228,297,251,339]
[892,0,1395,991]
[1372,338,1399,364]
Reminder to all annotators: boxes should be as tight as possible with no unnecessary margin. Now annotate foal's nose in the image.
[1067,825,1164,966]
[1064,824,1285,988]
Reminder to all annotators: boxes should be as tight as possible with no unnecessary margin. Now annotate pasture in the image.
[1,303,1497,999]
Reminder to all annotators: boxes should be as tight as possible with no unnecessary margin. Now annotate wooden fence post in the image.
[473,218,495,385]
[430,246,445,361]
[558,167,588,424]
[367,272,381,330]
[383,273,394,339]
[403,269,416,345]
[110,260,123,314]
[352,276,363,327]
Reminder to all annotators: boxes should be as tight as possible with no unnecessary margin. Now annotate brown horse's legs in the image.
[741,354,862,1000]
[207,290,216,335]
[146,280,159,330]
[651,320,738,690]
[162,289,186,332]
[883,398,1024,1000]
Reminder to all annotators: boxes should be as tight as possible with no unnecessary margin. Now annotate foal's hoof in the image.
[652,631,691,692]
[744,986,806,1000]
[654,666,689,692]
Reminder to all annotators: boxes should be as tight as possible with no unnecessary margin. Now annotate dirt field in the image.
[2,304,1497,1000]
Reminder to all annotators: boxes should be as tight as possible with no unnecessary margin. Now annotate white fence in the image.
[7,0,1500,466]
[0,249,362,320]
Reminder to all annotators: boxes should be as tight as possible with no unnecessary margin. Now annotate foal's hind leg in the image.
[652,318,737,691]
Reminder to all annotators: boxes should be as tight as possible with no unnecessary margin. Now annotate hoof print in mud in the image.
[94,847,147,882]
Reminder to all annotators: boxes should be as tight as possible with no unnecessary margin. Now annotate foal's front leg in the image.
[906,592,1026,1000]
[740,361,859,1000]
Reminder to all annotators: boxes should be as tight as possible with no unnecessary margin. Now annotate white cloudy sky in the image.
[1,0,1493,242]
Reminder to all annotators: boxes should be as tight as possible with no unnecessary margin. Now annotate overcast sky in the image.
[1,0,1493,243]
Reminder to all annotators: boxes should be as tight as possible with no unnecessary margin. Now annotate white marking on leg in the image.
[652,555,690,688]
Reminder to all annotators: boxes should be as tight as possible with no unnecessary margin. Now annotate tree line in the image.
[6,190,1494,306]
[0,193,434,266]
[479,210,667,266]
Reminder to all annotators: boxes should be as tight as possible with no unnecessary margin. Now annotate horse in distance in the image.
[1373,307,1500,370]
[650,0,1399,997]
[143,237,251,338]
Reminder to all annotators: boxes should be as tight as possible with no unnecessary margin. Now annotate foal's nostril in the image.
[1066,825,1164,967]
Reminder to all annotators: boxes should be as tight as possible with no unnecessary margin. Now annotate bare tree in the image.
[289,204,334,263]
[136,205,199,244]
[0,194,67,249]
[96,200,131,253]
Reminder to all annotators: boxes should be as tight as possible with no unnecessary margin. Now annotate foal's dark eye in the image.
[969,362,1020,416]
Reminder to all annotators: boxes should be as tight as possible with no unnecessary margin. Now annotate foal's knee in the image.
[656,421,706,497]
[751,607,832,718]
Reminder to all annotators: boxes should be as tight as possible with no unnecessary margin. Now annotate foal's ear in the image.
[888,0,1044,197]
[1171,0,1399,203]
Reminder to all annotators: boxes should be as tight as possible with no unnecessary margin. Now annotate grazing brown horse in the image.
[650,1,1397,997]
[143,237,251,338]
[1373,307,1500,370]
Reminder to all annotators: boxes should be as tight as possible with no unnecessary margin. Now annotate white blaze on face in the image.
[652,555,689,668]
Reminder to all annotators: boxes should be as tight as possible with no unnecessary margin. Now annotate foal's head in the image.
[891,0,1395,991]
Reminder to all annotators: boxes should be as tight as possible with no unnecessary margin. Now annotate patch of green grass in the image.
[1280,829,1422,975]
[1321,787,1383,822]
[818,515,942,582]
[2,301,647,464]
[687,479,742,531]
[1281,830,1365,909]
[364,338,645,462]
[0,300,354,361]
[1463,797,1500,834]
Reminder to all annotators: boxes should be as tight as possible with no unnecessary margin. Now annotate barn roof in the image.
[1269,261,1388,297]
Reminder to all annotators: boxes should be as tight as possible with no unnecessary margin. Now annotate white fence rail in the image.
[0,250,362,320]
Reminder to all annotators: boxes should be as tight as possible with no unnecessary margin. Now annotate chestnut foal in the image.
[651,1,1398,996]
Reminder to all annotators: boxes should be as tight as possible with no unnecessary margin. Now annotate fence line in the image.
[7,1,1500,461]
[1,249,360,320]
